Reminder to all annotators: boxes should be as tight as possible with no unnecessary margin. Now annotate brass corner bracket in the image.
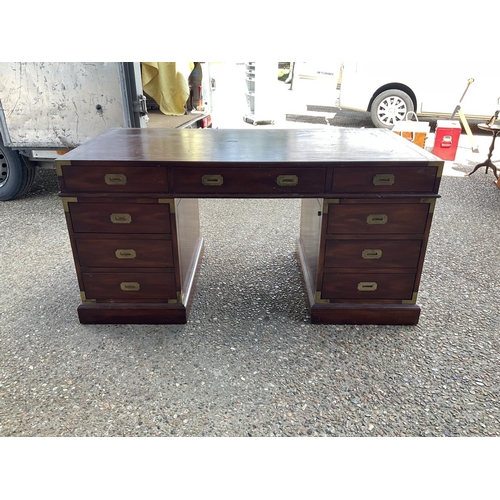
[315,291,330,304]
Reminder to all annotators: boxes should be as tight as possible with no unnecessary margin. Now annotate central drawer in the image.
[173,167,326,194]
[75,236,174,268]
[69,202,172,234]
[82,272,177,301]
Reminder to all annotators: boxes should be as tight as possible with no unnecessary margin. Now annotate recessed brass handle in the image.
[276,175,298,186]
[110,213,132,224]
[115,249,137,259]
[120,282,140,291]
[367,214,388,225]
[362,249,383,259]
[105,173,127,185]
[358,282,378,291]
[373,173,395,186]
[202,174,223,186]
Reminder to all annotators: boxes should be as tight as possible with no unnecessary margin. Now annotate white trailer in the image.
[0,62,213,200]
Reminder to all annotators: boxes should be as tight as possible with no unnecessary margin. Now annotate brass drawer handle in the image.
[110,213,132,224]
[115,249,137,259]
[373,173,395,186]
[105,173,127,185]
[362,249,383,259]
[358,281,378,291]
[367,214,388,225]
[202,174,223,186]
[276,175,298,186]
[120,282,140,291]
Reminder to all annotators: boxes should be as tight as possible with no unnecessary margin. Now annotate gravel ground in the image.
[1,143,499,437]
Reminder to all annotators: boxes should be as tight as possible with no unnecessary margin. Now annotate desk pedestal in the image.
[297,197,435,325]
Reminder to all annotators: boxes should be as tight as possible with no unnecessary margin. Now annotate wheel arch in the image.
[367,83,417,113]
[0,127,9,148]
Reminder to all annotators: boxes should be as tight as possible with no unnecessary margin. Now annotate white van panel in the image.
[339,61,500,118]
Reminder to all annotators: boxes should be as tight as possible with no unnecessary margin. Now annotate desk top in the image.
[60,127,441,165]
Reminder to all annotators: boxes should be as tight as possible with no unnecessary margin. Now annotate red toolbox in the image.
[432,120,462,161]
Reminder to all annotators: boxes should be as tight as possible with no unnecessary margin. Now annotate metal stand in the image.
[465,123,500,180]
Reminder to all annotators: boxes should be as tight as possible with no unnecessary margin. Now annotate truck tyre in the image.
[370,89,414,129]
[0,139,37,201]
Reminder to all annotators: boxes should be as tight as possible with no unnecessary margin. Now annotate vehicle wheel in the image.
[0,139,37,201]
[370,89,414,128]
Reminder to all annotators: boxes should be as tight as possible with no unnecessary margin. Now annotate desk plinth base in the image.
[77,303,188,324]
[310,303,421,325]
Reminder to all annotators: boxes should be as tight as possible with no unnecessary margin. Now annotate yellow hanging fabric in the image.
[141,62,190,116]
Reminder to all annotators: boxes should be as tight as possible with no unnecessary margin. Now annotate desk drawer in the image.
[69,202,172,234]
[75,237,174,268]
[82,272,177,301]
[327,203,429,235]
[332,166,438,193]
[173,167,326,195]
[324,239,422,269]
[322,272,416,300]
[62,166,168,193]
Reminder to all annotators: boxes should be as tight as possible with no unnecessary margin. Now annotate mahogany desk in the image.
[56,128,443,325]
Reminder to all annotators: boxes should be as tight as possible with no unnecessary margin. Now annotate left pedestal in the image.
[59,176,203,324]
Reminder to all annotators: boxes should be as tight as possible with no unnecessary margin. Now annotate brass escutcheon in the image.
[373,173,395,186]
[202,174,223,186]
[115,249,137,259]
[367,214,388,225]
[276,175,298,186]
[105,173,127,185]
[110,213,132,224]
[120,282,140,291]
[362,249,383,259]
[358,282,378,291]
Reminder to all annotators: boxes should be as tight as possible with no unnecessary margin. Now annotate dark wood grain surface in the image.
[61,127,440,164]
